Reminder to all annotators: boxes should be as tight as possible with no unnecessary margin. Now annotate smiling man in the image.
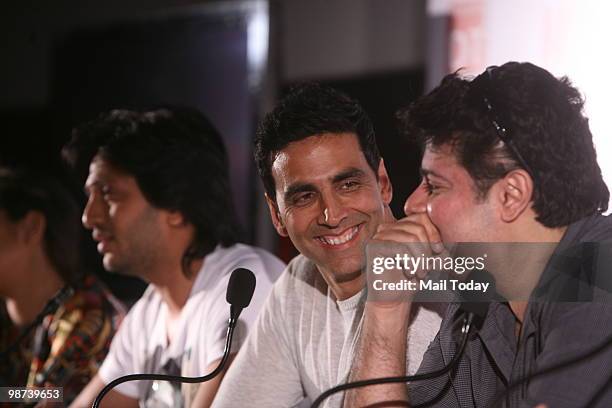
[63,107,284,408]
[211,84,442,407]
[346,62,612,407]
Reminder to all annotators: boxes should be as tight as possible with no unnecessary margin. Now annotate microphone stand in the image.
[92,314,238,408]
[92,266,256,408]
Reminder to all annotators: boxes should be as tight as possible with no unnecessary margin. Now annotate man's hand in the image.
[365,213,446,305]
[374,212,444,253]
[344,212,444,407]
[68,375,138,408]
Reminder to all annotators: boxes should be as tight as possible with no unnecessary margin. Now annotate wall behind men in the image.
[1,0,428,265]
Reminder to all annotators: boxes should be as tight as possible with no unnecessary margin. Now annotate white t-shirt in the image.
[97,243,285,406]
[212,255,443,408]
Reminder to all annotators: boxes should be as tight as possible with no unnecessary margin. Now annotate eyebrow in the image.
[83,178,102,195]
[283,182,316,202]
[420,168,451,184]
[331,168,366,183]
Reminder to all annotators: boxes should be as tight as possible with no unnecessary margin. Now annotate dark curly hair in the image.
[63,107,239,276]
[254,83,380,200]
[398,61,609,228]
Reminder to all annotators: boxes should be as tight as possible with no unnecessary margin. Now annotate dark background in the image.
[0,0,430,303]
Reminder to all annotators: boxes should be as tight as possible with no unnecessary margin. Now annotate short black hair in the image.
[255,83,380,200]
[398,61,609,227]
[64,107,239,276]
[0,165,82,286]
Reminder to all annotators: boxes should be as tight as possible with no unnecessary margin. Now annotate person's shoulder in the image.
[268,254,326,305]
[190,244,285,298]
[566,213,612,243]
[49,279,127,358]
[71,275,127,319]
[283,253,319,285]
[209,243,285,279]
[111,282,160,332]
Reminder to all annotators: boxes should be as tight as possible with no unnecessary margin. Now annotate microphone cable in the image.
[310,311,476,408]
[312,269,496,408]
[92,267,256,408]
[92,316,237,408]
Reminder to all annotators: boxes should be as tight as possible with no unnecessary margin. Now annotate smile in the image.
[316,224,361,247]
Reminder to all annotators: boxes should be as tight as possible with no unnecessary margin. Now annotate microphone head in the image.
[226,268,256,309]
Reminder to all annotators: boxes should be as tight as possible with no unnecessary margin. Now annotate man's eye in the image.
[424,181,438,195]
[101,186,116,200]
[340,181,359,191]
[293,193,314,206]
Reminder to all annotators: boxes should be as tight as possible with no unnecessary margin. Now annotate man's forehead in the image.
[270,133,371,187]
[421,143,461,174]
[85,156,128,184]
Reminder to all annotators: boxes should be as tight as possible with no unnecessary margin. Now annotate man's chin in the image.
[102,255,127,275]
[332,268,363,284]
[319,255,365,283]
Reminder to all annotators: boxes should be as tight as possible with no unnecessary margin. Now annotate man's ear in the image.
[19,211,46,245]
[166,210,186,228]
[265,193,288,237]
[496,169,534,223]
[377,158,393,205]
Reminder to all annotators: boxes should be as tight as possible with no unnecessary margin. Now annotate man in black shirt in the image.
[346,62,612,407]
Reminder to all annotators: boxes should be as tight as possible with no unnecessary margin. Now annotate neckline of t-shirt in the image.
[336,288,366,312]
[152,245,224,352]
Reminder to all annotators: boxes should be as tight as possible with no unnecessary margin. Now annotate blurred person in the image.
[64,107,284,408]
[211,84,443,407]
[345,62,612,407]
[0,163,123,406]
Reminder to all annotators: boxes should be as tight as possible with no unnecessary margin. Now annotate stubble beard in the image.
[106,207,164,280]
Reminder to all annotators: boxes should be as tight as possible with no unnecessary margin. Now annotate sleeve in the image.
[517,302,612,408]
[97,304,141,399]
[211,272,305,408]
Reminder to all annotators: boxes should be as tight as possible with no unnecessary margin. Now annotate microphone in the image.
[456,269,496,332]
[0,285,74,360]
[227,267,257,324]
[310,269,496,408]
[92,268,256,408]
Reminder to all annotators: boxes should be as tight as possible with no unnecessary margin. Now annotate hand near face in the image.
[365,212,447,306]
[373,212,444,255]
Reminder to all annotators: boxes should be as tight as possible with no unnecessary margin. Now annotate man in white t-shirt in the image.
[211,84,442,407]
[63,107,284,408]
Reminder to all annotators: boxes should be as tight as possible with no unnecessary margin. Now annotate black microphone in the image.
[310,269,496,408]
[0,285,74,360]
[227,267,257,324]
[92,268,256,408]
[456,268,496,332]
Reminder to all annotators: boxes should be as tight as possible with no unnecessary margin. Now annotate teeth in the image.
[318,226,359,246]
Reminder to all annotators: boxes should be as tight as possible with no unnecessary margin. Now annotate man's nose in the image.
[318,193,348,227]
[404,182,428,215]
[82,193,107,230]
